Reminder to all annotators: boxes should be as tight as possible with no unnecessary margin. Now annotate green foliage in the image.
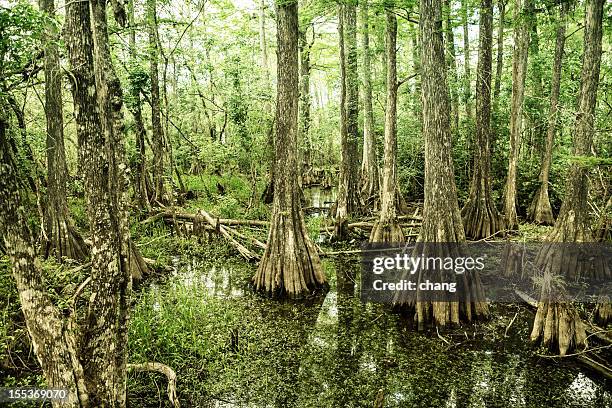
[0,1,47,94]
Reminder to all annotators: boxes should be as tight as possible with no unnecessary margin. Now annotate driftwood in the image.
[128,362,180,408]
[144,210,269,227]
[196,210,260,261]
[515,289,612,379]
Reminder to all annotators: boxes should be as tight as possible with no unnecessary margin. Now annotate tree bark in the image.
[360,0,380,205]
[66,0,131,403]
[461,0,504,239]
[298,27,312,176]
[394,0,487,328]
[444,0,460,134]
[531,0,609,293]
[147,0,167,204]
[491,0,506,144]
[461,0,472,121]
[39,0,87,262]
[370,9,404,243]
[527,2,568,225]
[336,1,362,225]
[252,0,326,298]
[546,0,605,245]
[503,0,532,230]
[0,119,88,407]
[91,0,149,281]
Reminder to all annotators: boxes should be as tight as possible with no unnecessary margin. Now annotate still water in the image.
[130,256,611,408]
[128,186,610,407]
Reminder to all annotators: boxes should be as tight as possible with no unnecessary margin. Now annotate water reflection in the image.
[139,256,611,407]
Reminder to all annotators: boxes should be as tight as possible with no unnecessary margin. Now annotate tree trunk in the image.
[545,0,605,245]
[91,0,148,281]
[527,2,568,225]
[503,0,532,230]
[66,0,131,403]
[461,0,472,121]
[252,0,326,298]
[336,2,362,225]
[461,0,504,239]
[298,27,312,176]
[360,0,379,205]
[39,0,87,262]
[259,0,275,205]
[491,0,506,146]
[0,119,88,408]
[411,26,422,119]
[444,0,460,134]
[127,0,151,210]
[370,10,404,243]
[531,0,609,293]
[394,0,487,328]
[148,0,166,204]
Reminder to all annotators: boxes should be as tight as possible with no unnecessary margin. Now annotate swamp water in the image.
[129,257,611,407]
[127,187,611,407]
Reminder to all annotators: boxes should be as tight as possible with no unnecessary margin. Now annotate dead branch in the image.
[128,362,180,408]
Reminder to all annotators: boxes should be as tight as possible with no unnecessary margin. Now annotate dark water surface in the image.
[129,256,611,408]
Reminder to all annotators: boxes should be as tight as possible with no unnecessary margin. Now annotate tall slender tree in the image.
[39,0,87,261]
[527,1,568,225]
[444,0,460,133]
[461,0,504,239]
[492,0,506,141]
[147,0,167,204]
[394,0,487,328]
[253,0,326,298]
[336,1,362,227]
[503,0,532,230]
[461,0,472,121]
[370,7,404,243]
[360,0,379,205]
[298,25,313,175]
[127,0,152,210]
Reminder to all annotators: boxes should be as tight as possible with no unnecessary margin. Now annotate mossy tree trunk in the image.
[360,0,379,206]
[336,1,362,226]
[394,0,488,328]
[461,0,504,239]
[503,0,532,230]
[0,118,88,407]
[252,0,326,299]
[370,9,404,244]
[39,0,87,262]
[90,0,148,280]
[527,2,568,225]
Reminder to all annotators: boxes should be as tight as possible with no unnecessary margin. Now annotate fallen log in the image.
[145,210,270,227]
[197,210,260,261]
